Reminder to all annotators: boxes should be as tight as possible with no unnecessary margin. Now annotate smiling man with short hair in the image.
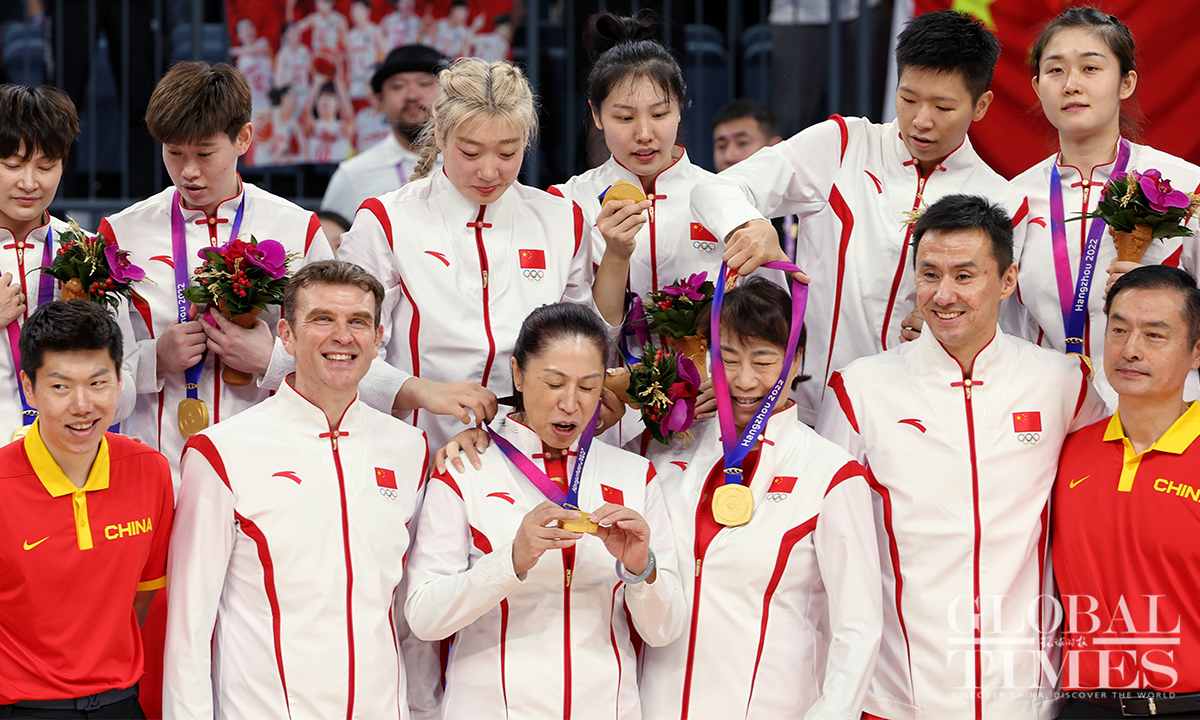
[0,300,173,719]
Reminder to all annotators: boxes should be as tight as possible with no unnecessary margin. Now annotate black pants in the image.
[0,695,145,720]
[1058,696,1200,718]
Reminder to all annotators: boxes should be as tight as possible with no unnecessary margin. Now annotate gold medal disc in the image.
[12,424,31,442]
[712,483,753,526]
[178,398,211,438]
[559,503,600,534]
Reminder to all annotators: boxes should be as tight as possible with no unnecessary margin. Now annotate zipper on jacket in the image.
[322,426,357,720]
[562,546,576,719]
[955,374,984,720]
[648,192,662,291]
[469,206,497,386]
[882,169,932,349]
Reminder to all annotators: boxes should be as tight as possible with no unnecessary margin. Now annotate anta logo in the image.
[105,517,153,540]
[425,251,450,267]
[898,418,926,433]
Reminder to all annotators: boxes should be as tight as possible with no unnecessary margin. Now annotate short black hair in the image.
[1105,265,1200,347]
[700,277,808,389]
[911,194,1013,272]
[712,98,776,138]
[315,210,351,234]
[895,10,1001,103]
[0,84,80,161]
[20,300,123,387]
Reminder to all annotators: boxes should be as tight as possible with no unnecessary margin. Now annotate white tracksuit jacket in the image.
[815,329,1108,720]
[163,378,427,720]
[1,215,136,437]
[639,413,882,720]
[691,116,1031,425]
[328,169,595,450]
[99,183,325,480]
[1010,143,1200,408]
[404,413,687,720]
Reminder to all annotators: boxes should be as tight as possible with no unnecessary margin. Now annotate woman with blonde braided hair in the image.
[328,57,626,452]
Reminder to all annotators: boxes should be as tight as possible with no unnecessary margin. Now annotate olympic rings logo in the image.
[767,492,787,504]
[523,269,545,281]
[1017,433,1040,445]
[693,240,716,253]
[379,487,398,500]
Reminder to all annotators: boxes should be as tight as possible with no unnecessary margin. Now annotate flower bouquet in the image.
[181,235,298,386]
[624,343,701,445]
[643,271,715,380]
[41,217,146,310]
[1081,168,1200,263]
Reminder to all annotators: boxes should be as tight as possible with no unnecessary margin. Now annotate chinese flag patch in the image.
[1012,412,1041,433]
[690,222,718,242]
[518,248,546,269]
[375,467,397,489]
[771,476,798,494]
[601,484,624,505]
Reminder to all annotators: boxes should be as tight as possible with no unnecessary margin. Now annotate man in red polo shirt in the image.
[1054,264,1200,718]
[0,300,174,719]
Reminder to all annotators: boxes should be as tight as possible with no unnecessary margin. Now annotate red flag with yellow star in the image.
[518,248,545,269]
[690,222,718,242]
[375,467,397,489]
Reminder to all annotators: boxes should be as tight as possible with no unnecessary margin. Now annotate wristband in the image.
[615,548,655,584]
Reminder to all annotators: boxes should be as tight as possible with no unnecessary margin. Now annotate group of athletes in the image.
[0,5,1196,720]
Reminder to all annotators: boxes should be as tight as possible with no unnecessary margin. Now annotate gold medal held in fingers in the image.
[178,398,210,438]
[712,483,753,526]
[559,503,599,534]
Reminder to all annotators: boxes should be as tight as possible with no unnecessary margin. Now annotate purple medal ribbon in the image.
[8,227,57,426]
[396,160,408,186]
[1049,139,1130,355]
[488,400,603,510]
[172,190,245,397]
[710,261,808,483]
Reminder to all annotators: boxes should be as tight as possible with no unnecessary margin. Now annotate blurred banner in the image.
[224,0,513,167]
[913,0,1200,179]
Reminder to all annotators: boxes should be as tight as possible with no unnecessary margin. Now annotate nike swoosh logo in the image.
[1069,475,1090,489]
[23,536,48,550]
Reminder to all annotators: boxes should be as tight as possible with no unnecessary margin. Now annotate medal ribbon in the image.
[488,400,603,510]
[710,261,808,486]
[1049,138,1130,355]
[7,228,57,426]
[619,288,650,365]
[171,190,246,399]
[396,160,408,186]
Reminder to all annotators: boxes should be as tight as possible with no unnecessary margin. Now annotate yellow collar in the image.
[1104,400,1200,455]
[24,420,111,497]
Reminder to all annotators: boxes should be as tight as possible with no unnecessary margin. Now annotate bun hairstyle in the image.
[412,57,539,180]
[511,303,609,411]
[583,10,688,115]
[1028,8,1142,140]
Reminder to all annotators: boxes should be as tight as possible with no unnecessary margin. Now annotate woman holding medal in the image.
[1010,8,1200,407]
[404,302,686,720]
[637,273,882,720]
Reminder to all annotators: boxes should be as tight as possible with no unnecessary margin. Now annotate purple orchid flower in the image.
[659,356,701,435]
[103,245,146,283]
[1139,168,1191,213]
[244,239,289,279]
[661,271,709,301]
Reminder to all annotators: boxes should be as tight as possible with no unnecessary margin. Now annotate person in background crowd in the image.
[312,57,621,452]
[0,300,174,720]
[100,61,326,481]
[273,22,312,112]
[817,194,1107,720]
[639,278,881,719]
[321,45,448,221]
[1053,265,1200,719]
[691,10,1031,427]
[382,0,422,49]
[164,261,426,720]
[1010,8,1200,409]
[405,302,685,720]
[470,14,513,62]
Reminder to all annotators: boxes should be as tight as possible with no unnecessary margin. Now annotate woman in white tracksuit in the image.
[1011,8,1200,407]
[639,278,882,719]
[404,302,686,719]
[326,58,626,450]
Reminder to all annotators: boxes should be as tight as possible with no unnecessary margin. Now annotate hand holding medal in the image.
[709,261,808,527]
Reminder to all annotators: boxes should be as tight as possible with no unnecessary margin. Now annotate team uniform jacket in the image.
[1010,143,1200,407]
[691,116,1031,425]
[404,413,687,720]
[639,413,882,720]
[99,182,324,479]
[1,215,136,438]
[329,169,595,450]
[321,133,435,221]
[816,329,1108,720]
[163,378,427,720]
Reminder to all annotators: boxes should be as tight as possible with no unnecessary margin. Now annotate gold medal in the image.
[559,503,600,534]
[178,398,210,437]
[12,424,31,442]
[712,483,753,526]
